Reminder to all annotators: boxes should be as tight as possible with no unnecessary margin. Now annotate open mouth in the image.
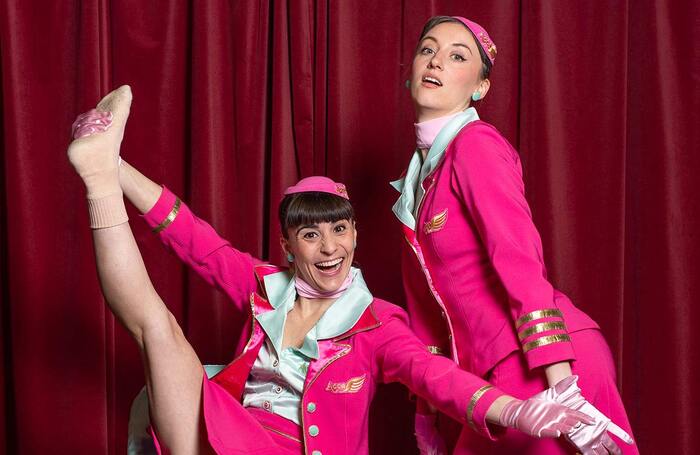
[315,257,344,273]
[422,76,442,87]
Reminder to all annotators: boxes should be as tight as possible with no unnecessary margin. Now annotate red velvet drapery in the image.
[1,1,697,453]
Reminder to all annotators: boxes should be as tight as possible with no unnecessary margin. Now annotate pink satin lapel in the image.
[305,341,352,389]
[211,324,265,400]
[211,294,273,400]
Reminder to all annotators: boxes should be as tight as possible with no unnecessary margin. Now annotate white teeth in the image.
[316,258,343,267]
[423,76,442,86]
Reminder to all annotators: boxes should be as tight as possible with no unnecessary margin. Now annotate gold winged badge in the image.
[423,208,448,234]
[325,374,366,394]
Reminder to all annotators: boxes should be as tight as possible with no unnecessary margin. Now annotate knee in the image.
[137,311,186,352]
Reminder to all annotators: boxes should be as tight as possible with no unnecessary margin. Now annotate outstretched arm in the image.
[372,306,594,442]
[74,90,257,320]
[115,158,259,308]
[119,159,163,214]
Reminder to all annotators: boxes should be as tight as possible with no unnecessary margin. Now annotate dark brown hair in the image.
[278,192,355,238]
[417,15,492,80]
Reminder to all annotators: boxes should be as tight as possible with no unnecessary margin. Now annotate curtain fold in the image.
[623,1,700,453]
[1,1,696,453]
[520,0,630,361]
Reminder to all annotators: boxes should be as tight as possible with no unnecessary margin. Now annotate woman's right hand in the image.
[498,394,595,439]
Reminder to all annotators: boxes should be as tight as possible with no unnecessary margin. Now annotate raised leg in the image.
[68,86,209,453]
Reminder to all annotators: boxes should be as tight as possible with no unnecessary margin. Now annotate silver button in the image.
[262,400,271,410]
[272,359,279,367]
[274,385,283,394]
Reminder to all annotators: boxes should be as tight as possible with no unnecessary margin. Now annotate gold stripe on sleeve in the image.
[518,321,567,341]
[152,197,182,234]
[515,308,563,329]
[427,346,445,355]
[467,385,494,430]
[522,334,571,353]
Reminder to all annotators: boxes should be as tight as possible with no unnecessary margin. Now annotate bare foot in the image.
[68,85,132,198]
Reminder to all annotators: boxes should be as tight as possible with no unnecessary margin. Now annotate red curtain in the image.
[1,1,698,453]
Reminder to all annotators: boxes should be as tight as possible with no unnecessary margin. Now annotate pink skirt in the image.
[152,374,303,454]
[454,328,639,454]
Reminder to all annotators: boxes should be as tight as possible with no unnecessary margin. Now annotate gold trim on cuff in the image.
[467,385,493,430]
[427,345,444,355]
[522,334,571,353]
[152,197,181,234]
[515,308,563,329]
[518,321,567,341]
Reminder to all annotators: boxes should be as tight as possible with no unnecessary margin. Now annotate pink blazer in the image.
[143,188,506,454]
[399,120,599,379]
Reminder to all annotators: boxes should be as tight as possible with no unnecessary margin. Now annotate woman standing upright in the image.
[392,16,638,454]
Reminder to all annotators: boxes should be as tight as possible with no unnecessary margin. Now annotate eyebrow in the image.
[421,36,473,54]
[295,224,318,235]
[453,43,473,54]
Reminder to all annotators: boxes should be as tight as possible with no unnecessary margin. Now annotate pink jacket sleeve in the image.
[373,304,504,440]
[450,124,576,370]
[142,186,259,310]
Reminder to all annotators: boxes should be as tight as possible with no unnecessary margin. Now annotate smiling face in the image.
[282,219,356,293]
[411,21,490,122]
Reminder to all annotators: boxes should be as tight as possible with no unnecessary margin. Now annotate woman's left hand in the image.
[543,376,634,454]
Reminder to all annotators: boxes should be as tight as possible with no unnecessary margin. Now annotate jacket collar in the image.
[391,107,479,229]
[255,267,374,360]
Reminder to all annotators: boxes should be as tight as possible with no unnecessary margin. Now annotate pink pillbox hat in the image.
[284,176,350,200]
[452,16,497,65]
